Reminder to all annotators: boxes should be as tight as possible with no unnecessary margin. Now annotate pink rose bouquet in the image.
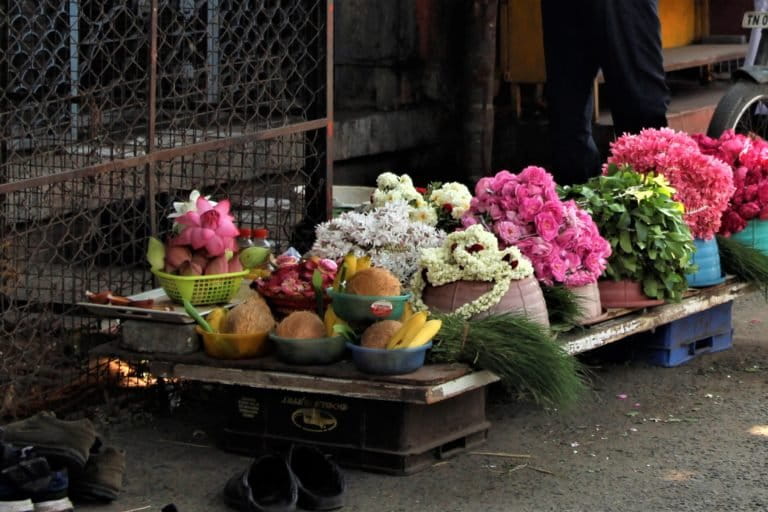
[692,130,768,236]
[606,127,734,240]
[461,167,611,286]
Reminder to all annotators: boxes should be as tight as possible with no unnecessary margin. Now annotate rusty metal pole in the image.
[460,0,498,184]
[146,0,159,237]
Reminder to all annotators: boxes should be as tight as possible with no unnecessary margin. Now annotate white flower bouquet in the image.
[311,201,446,283]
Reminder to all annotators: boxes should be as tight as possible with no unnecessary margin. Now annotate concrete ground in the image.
[78,292,768,512]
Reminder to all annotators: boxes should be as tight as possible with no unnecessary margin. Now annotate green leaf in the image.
[643,278,659,299]
[333,323,357,342]
[618,211,631,229]
[635,221,648,243]
[146,236,165,271]
[619,231,632,253]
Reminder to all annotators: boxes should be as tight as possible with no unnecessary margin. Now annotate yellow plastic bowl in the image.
[196,326,271,359]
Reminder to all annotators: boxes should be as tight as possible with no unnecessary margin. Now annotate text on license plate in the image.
[743,11,768,29]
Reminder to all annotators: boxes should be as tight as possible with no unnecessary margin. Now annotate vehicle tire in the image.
[708,81,768,139]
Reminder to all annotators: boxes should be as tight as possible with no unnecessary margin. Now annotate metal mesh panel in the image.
[0,0,331,416]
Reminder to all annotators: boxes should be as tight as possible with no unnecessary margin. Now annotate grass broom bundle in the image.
[428,312,586,407]
[717,235,768,297]
[541,284,585,332]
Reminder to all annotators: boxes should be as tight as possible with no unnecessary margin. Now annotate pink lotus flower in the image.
[171,197,239,256]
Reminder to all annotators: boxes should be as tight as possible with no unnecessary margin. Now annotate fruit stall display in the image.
[85,127,768,410]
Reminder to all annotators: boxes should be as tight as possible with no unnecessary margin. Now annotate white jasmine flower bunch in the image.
[428,181,472,220]
[410,224,534,319]
[311,200,446,283]
[371,171,471,231]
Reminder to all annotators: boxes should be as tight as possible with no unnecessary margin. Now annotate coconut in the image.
[276,310,326,339]
[224,292,275,334]
[361,320,402,349]
[346,267,401,297]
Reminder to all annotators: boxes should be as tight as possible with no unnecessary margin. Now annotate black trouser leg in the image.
[599,0,669,135]
[541,0,602,185]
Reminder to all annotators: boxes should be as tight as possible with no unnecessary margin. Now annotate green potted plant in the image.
[561,164,696,307]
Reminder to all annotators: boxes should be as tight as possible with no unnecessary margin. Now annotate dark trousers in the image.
[541,0,670,185]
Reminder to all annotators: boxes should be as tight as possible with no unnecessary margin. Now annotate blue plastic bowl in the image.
[326,288,411,323]
[269,332,347,365]
[346,341,432,375]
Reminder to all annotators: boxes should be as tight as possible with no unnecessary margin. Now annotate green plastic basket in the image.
[152,269,248,305]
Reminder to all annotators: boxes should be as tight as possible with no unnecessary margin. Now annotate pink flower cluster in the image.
[461,167,611,286]
[693,130,768,236]
[255,255,337,299]
[171,196,239,256]
[164,196,242,275]
[607,127,734,240]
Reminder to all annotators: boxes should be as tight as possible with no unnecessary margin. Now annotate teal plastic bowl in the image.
[346,341,432,375]
[326,288,411,323]
[269,332,347,365]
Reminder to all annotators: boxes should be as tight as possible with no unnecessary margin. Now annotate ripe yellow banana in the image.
[323,306,347,337]
[405,319,442,348]
[205,307,229,333]
[399,302,414,323]
[387,311,428,349]
[343,253,358,280]
[356,255,372,272]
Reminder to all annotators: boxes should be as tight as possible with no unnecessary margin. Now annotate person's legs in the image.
[599,0,669,135]
[541,0,602,185]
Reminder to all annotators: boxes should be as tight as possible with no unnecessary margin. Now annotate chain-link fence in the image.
[0,0,332,417]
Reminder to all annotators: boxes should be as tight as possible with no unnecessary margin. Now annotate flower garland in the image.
[693,130,768,236]
[372,172,472,230]
[460,167,611,286]
[606,127,734,240]
[311,200,446,283]
[411,225,534,319]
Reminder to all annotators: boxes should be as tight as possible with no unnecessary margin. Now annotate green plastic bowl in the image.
[268,332,347,365]
[326,288,411,323]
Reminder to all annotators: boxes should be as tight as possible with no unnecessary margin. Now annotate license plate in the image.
[742,11,768,28]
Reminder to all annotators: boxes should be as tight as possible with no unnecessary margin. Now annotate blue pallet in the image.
[643,301,733,349]
[642,329,734,367]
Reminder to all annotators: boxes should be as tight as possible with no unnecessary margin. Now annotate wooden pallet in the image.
[559,280,752,355]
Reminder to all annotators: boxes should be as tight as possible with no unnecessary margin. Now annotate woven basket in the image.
[153,269,248,305]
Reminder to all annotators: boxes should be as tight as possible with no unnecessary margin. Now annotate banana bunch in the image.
[205,307,229,333]
[386,311,442,350]
[332,253,372,291]
[323,306,349,337]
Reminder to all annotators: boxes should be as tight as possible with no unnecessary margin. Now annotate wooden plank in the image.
[662,43,747,72]
[91,342,471,386]
[598,43,747,82]
[560,281,753,355]
[148,363,498,404]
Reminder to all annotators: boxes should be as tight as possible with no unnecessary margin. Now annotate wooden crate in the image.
[219,385,491,475]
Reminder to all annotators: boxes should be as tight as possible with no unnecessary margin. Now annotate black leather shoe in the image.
[223,453,297,512]
[287,445,344,511]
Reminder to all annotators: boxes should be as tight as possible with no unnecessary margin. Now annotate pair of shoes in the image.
[223,445,344,512]
[69,446,125,502]
[0,442,74,512]
[1,412,126,504]
[1,412,97,471]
